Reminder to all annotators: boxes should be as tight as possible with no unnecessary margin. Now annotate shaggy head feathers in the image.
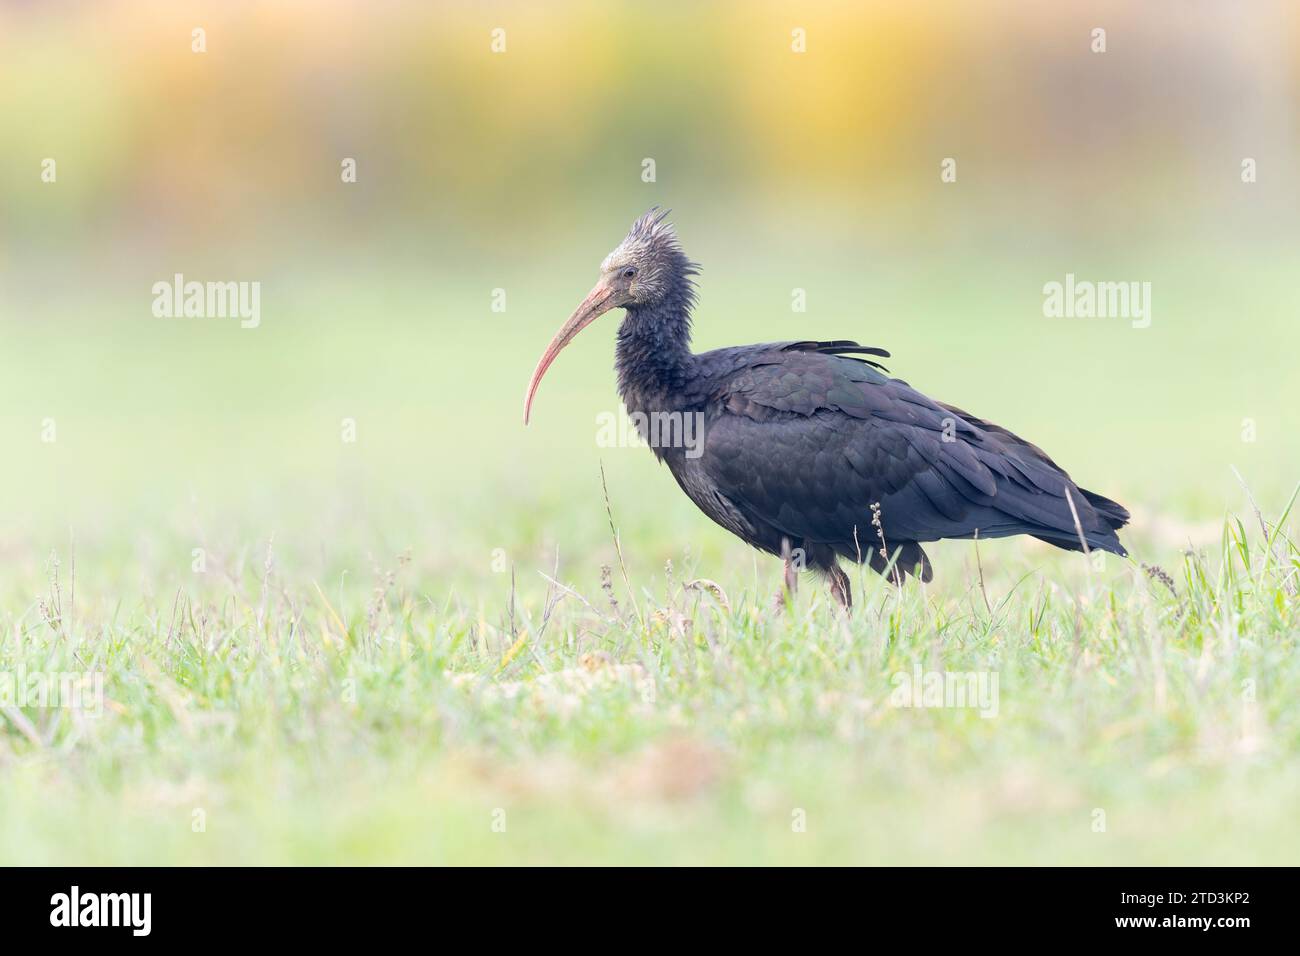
[600,207,700,310]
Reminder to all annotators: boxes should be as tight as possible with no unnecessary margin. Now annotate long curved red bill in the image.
[523,282,616,424]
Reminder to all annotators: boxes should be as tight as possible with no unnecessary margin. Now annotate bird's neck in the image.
[615,297,695,416]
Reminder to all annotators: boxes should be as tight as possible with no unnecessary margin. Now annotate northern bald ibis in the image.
[524,209,1129,609]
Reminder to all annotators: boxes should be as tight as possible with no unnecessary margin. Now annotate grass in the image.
[1,476,1296,865]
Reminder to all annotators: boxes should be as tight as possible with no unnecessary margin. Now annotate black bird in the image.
[524,209,1129,609]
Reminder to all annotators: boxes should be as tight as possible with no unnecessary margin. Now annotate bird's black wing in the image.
[698,342,1128,575]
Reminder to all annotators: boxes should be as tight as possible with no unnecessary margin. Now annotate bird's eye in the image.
[622,267,637,279]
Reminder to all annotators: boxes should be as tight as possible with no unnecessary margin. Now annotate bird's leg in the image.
[772,539,798,611]
[827,565,853,614]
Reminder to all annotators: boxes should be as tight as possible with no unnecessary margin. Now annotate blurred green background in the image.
[0,0,1297,594]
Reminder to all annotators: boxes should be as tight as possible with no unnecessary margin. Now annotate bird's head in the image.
[524,208,698,424]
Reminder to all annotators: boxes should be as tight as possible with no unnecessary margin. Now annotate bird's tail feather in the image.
[1079,487,1130,531]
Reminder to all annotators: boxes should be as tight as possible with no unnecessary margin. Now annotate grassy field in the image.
[1,489,1297,864]
[1,244,1298,865]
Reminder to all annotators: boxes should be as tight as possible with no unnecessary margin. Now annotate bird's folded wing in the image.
[702,350,1124,551]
